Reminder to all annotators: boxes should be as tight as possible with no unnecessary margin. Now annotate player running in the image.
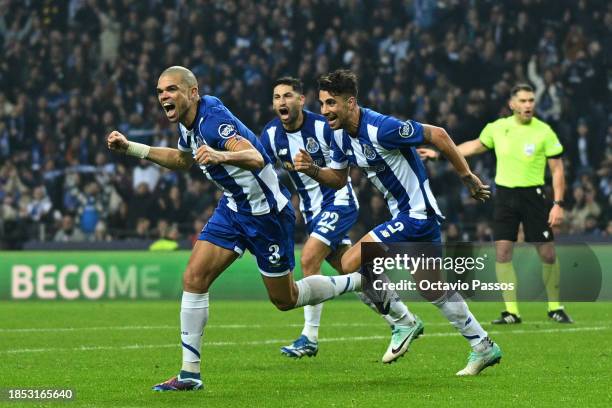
[262,77,420,360]
[107,66,398,392]
[293,69,502,376]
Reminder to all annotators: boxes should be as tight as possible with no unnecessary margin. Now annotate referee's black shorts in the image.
[493,185,554,243]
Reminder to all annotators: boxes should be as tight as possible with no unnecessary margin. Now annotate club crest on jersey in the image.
[524,143,535,156]
[399,121,415,138]
[362,144,377,160]
[305,137,320,154]
[218,123,237,139]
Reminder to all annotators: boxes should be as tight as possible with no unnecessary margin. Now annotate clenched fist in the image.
[293,148,315,174]
[107,131,129,153]
[195,145,226,166]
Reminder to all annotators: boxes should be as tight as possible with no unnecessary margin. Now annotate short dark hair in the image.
[510,83,534,96]
[318,69,358,98]
[273,76,303,94]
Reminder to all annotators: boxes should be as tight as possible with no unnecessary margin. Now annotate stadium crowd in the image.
[0,0,610,249]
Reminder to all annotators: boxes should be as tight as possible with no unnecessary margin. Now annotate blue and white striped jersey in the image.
[260,110,358,223]
[329,108,443,220]
[177,95,289,216]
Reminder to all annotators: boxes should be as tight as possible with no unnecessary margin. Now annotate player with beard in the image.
[293,69,502,376]
[261,77,422,362]
[107,66,405,391]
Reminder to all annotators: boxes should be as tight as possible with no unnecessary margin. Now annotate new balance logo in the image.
[279,148,288,155]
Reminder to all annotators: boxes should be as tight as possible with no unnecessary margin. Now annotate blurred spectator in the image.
[568,186,601,234]
[149,222,180,251]
[132,160,160,192]
[0,0,609,246]
[53,214,86,242]
[93,220,112,242]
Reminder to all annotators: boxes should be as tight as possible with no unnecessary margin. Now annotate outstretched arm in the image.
[107,130,194,171]
[417,137,488,161]
[422,125,490,202]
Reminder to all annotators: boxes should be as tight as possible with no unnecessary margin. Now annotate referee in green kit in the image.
[419,84,572,324]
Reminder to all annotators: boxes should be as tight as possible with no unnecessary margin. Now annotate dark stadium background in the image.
[0,0,610,250]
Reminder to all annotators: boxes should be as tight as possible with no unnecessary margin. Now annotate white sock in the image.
[355,292,415,327]
[180,291,209,373]
[295,272,362,307]
[302,304,323,341]
[355,292,396,327]
[432,291,487,348]
[388,296,416,326]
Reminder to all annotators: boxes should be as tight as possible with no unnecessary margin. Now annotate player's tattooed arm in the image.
[293,148,348,190]
[422,124,490,202]
[194,136,264,170]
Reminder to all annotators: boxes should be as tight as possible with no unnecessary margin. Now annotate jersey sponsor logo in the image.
[362,144,377,160]
[524,143,535,156]
[218,123,237,139]
[399,121,415,138]
[305,137,320,154]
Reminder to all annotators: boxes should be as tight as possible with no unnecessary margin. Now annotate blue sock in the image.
[179,370,200,380]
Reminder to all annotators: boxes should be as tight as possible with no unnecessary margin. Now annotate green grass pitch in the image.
[1,300,610,407]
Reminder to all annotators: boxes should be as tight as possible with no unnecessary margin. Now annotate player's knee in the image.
[340,252,357,273]
[300,253,321,277]
[183,266,210,292]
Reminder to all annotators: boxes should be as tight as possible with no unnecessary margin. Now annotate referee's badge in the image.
[524,143,535,156]
[305,137,320,154]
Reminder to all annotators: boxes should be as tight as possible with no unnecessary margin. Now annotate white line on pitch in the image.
[1,326,608,354]
[0,320,589,333]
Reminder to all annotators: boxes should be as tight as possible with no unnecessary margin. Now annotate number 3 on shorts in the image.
[268,244,281,264]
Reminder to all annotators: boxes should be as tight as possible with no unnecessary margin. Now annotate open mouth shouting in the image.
[278,106,290,122]
[162,101,178,121]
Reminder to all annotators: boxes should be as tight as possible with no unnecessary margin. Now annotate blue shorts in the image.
[371,213,441,243]
[199,203,295,276]
[306,204,358,252]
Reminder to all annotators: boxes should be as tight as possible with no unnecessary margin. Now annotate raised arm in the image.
[422,125,490,202]
[107,130,194,171]
[293,148,348,190]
